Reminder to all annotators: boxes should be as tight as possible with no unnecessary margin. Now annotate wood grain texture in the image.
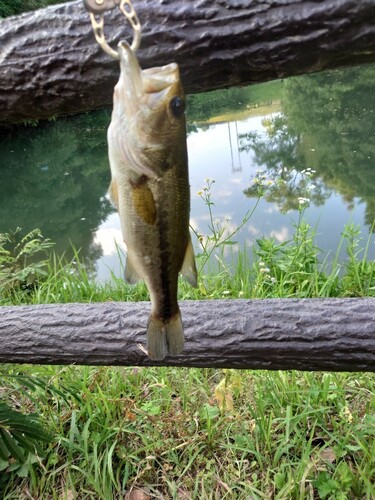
[0,298,374,371]
[1,0,375,123]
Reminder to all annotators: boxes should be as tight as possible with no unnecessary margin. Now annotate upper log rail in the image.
[1,0,375,123]
[1,298,374,371]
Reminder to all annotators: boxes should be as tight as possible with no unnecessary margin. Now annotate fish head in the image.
[112,41,187,173]
[140,61,187,146]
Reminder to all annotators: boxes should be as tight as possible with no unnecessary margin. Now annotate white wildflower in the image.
[298,197,310,206]
[260,267,270,274]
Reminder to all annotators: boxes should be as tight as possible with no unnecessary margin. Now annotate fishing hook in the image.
[84,0,141,60]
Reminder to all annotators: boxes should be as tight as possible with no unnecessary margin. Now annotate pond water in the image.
[0,64,374,282]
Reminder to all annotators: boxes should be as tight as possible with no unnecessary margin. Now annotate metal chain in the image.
[119,0,141,51]
[85,0,141,60]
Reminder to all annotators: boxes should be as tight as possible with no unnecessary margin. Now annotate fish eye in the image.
[169,96,185,118]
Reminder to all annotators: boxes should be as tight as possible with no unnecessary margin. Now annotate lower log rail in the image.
[1,298,374,371]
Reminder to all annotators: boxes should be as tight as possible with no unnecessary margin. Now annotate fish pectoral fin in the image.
[180,236,198,288]
[108,179,119,209]
[125,254,142,284]
[147,311,184,360]
[131,181,157,225]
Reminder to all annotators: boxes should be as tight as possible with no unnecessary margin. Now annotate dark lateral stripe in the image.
[157,205,174,321]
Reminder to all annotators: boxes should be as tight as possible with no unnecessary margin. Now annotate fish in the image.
[107,41,198,361]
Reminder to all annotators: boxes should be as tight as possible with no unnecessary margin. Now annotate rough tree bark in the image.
[0,298,374,371]
[1,0,375,124]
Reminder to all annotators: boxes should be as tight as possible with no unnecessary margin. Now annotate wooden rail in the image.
[1,298,374,371]
[1,0,375,123]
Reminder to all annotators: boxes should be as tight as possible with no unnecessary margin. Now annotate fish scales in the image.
[107,41,197,360]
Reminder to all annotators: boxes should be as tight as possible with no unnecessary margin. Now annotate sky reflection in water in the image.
[95,112,373,282]
[0,64,374,282]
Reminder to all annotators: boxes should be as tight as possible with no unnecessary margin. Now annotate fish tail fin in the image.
[147,311,184,360]
[165,311,185,356]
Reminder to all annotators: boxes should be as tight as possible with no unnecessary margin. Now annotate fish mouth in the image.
[117,41,143,102]
[117,41,180,108]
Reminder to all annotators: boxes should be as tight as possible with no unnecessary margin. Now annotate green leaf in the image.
[0,428,25,462]
[0,458,8,471]
[10,432,39,454]
[0,436,9,460]
[0,402,52,464]
[16,462,31,478]
[200,403,220,421]
[220,240,238,246]
[8,423,51,442]
[345,444,362,452]
[314,474,340,499]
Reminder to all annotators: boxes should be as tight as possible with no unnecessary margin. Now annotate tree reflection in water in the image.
[0,111,114,271]
[239,64,375,230]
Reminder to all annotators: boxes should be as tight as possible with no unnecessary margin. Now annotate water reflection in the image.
[0,64,374,281]
[0,111,114,271]
[241,66,375,224]
[187,115,374,269]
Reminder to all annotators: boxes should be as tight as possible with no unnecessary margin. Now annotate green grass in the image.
[0,184,374,497]
[1,365,374,498]
[0,229,374,499]
[1,218,373,307]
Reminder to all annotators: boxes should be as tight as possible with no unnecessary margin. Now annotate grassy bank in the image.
[0,187,374,498]
[1,364,374,499]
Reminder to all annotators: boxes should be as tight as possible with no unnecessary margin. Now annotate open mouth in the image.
[117,41,179,96]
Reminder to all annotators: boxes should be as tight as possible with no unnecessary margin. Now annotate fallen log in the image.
[1,0,375,124]
[0,298,374,371]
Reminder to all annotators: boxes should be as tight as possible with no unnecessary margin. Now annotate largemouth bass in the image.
[107,41,197,360]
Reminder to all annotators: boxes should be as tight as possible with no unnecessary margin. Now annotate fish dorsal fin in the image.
[180,236,198,288]
[125,253,142,284]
